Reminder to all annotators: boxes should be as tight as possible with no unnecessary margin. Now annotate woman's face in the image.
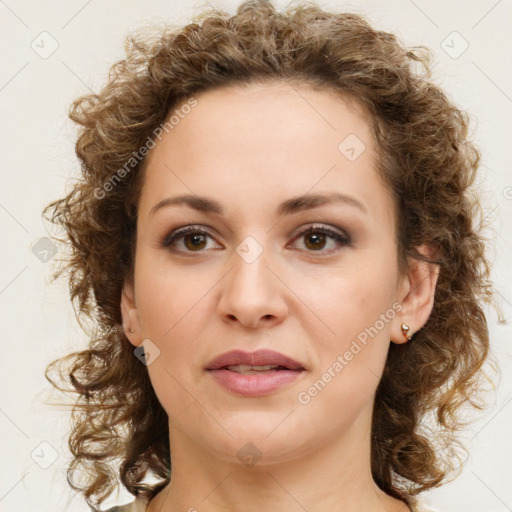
[122,81,426,466]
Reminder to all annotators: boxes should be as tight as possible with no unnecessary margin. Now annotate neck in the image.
[146,405,410,512]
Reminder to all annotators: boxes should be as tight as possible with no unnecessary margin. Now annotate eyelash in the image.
[160,223,351,255]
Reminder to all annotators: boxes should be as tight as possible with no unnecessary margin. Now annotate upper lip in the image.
[206,349,305,371]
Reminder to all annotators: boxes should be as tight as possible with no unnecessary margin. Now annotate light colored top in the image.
[99,498,441,512]
[416,505,441,512]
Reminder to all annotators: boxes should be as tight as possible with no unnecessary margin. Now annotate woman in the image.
[44,1,497,511]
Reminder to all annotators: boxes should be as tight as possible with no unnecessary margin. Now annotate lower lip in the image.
[207,368,304,396]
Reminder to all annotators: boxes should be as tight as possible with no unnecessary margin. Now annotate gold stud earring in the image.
[400,322,412,341]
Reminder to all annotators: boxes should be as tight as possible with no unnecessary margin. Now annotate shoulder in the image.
[414,503,443,512]
[96,499,148,512]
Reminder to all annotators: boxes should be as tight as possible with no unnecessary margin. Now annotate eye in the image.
[161,223,351,255]
[291,224,351,253]
[161,225,220,253]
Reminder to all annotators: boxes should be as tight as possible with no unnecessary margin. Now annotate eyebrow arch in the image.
[149,191,368,217]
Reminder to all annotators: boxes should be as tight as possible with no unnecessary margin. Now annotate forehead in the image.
[138,81,394,228]
[168,80,374,154]
[146,79,376,164]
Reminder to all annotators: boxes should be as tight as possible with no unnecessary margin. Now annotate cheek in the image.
[134,261,212,419]
[292,275,395,436]
[293,256,398,405]
[135,254,211,339]
[133,257,215,401]
[294,258,396,343]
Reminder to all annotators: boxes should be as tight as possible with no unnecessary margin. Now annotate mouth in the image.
[206,349,306,396]
[206,349,305,372]
[221,364,297,374]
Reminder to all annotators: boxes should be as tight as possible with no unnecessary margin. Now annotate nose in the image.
[217,243,288,330]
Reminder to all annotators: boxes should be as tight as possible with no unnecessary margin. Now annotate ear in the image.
[120,279,141,347]
[391,243,440,345]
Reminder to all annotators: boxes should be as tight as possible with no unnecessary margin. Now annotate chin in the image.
[193,414,312,466]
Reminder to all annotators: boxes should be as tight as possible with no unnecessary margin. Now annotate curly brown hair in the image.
[44,1,500,510]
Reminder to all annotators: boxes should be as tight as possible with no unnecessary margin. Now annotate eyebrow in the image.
[149,191,368,217]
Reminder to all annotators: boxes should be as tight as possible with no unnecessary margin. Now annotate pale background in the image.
[1,0,511,511]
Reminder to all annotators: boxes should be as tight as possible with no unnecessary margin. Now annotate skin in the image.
[121,81,439,512]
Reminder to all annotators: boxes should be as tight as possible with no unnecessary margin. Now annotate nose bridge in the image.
[218,234,287,326]
[230,235,274,301]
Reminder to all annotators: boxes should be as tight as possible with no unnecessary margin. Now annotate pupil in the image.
[186,233,206,250]
[306,232,325,250]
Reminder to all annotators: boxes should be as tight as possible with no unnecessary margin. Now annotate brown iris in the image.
[304,231,327,250]
[184,233,208,251]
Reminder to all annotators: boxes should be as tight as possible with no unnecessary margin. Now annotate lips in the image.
[206,349,305,371]
[206,349,306,397]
